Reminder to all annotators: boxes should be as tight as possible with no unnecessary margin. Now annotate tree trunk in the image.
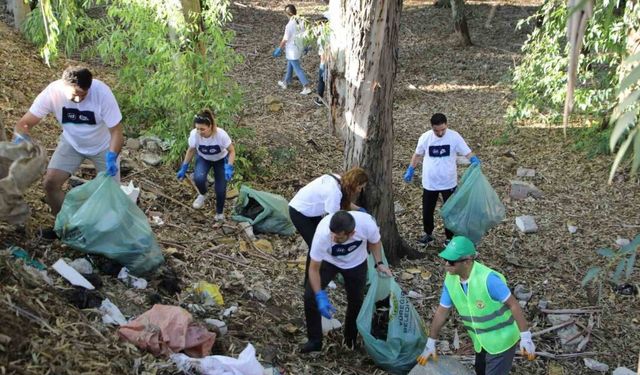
[450,0,472,46]
[327,0,421,264]
[11,0,31,30]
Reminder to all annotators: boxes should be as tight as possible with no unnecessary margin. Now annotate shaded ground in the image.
[1,1,639,374]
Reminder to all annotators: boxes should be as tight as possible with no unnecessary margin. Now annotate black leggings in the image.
[303,260,367,344]
[288,206,323,283]
[422,187,456,239]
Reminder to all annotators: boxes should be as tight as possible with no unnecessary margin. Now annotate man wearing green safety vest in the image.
[417,236,536,374]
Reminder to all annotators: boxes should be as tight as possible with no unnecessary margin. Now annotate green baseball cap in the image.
[438,236,477,261]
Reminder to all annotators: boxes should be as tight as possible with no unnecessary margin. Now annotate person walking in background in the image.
[272,4,312,95]
[403,113,479,247]
[176,109,235,222]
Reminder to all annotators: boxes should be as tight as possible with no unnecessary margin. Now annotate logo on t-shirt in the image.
[198,144,222,155]
[62,107,97,125]
[428,145,450,157]
[330,240,363,257]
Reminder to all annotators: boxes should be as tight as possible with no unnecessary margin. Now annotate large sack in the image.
[0,140,47,224]
[440,164,505,243]
[231,185,295,235]
[357,251,428,374]
[55,172,164,275]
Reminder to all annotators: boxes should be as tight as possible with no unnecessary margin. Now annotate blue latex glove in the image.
[176,162,189,181]
[303,46,311,55]
[358,207,367,213]
[13,133,31,144]
[315,290,336,319]
[272,47,282,58]
[470,156,481,165]
[105,151,118,177]
[403,165,415,182]
[224,163,234,181]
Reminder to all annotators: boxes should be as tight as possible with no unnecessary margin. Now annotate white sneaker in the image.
[277,81,287,89]
[300,87,312,95]
[193,194,206,209]
[214,213,225,222]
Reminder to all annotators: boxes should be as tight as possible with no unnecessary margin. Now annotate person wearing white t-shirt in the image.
[301,211,392,353]
[176,109,236,221]
[403,113,480,246]
[288,167,368,285]
[13,66,123,238]
[272,4,312,95]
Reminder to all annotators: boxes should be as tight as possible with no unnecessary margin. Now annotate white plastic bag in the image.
[100,299,127,325]
[171,343,264,375]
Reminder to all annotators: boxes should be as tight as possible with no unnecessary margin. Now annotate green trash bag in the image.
[407,356,474,375]
[357,251,428,374]
[231,185,295,235]
[55,173,164,275]
[440,164,505,244]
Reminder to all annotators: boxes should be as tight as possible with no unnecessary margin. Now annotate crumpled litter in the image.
[100,298,127,325]
[118,267,148,289]
[118,304,215,357]
[171,343,263,375]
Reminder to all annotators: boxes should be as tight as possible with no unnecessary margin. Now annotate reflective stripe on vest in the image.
[444,262,520,354]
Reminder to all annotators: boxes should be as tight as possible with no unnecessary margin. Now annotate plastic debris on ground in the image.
[171,343,264,375]
[100,299,127,325]
[194,281,224,306]
[407,356,474,375]
[120,180,140,203]
[321,316,342,335]
[10,246,45,270]
[52,259,95,289]
[68,257,93,274]
[118,304,215,357]
[117,267,148,289]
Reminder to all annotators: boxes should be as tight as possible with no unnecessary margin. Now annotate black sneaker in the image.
[418,234,434,245]
[313,97,323,107]
[299,340,322,354]
[39,227,59,241]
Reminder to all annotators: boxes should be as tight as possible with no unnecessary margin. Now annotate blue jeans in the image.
[284,59,309,86]
[317,62,326,97]
[193,155,227,214]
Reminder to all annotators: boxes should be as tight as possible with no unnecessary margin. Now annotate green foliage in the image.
[22,0,104,65]
[510,0,631,125]
[581,234,640,301]
[94,0,245,166]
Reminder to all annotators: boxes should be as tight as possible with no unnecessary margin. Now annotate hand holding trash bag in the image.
[106,151,118,177]
[13,133,32,144]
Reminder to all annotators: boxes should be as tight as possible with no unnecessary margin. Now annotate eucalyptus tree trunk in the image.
[451,0,472,46]
[11,0,31,30]
[327,0,419,263]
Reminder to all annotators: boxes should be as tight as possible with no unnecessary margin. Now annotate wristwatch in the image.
[374,261,384,268]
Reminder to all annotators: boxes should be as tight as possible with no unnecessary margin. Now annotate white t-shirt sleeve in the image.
[28,84,54,119]
[364,216,382,243]
[99,86,122,128]
[455,133,472,156]
[309,222,330,262]
[188,129,198,149]
[219,129,232,149]
[414,134,427,156]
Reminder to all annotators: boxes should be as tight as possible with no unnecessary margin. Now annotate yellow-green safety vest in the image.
[444,262,519,354]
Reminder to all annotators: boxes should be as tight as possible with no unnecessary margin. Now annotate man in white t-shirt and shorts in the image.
[403,113,479,246]
[13,66,123,238]
[300,210,392,353]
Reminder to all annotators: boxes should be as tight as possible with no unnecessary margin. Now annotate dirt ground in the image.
[1,1,639,374]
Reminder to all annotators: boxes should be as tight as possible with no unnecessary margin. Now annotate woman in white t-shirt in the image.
[288,167,368,282]
[176,109,235,221]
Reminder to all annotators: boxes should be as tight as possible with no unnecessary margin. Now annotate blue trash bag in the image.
[440,164,505,243]
[54,173,164,275]
[357,250,428,374]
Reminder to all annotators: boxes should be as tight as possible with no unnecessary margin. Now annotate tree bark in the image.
[11,0,31,30]
[450,0,472,46]
[327,0,421,263]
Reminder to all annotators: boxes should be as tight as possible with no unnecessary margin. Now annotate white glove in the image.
[519,330,536,360]
[417,337,437,365]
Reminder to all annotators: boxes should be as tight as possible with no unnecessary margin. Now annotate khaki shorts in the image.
[48,136,120,179]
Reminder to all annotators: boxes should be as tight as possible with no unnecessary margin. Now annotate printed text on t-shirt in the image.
[62,107,97,125]
[428,145,450,157]
[198,144,222,155]
[331,240,363,257]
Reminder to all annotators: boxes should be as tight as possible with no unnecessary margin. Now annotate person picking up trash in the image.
[417,236,536,374]
[176,109,235,221]
[288,167,368,283]
[13,66,123,239]
[301,210,392,353]
[403,113,479,247]
[272,4,312,95]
